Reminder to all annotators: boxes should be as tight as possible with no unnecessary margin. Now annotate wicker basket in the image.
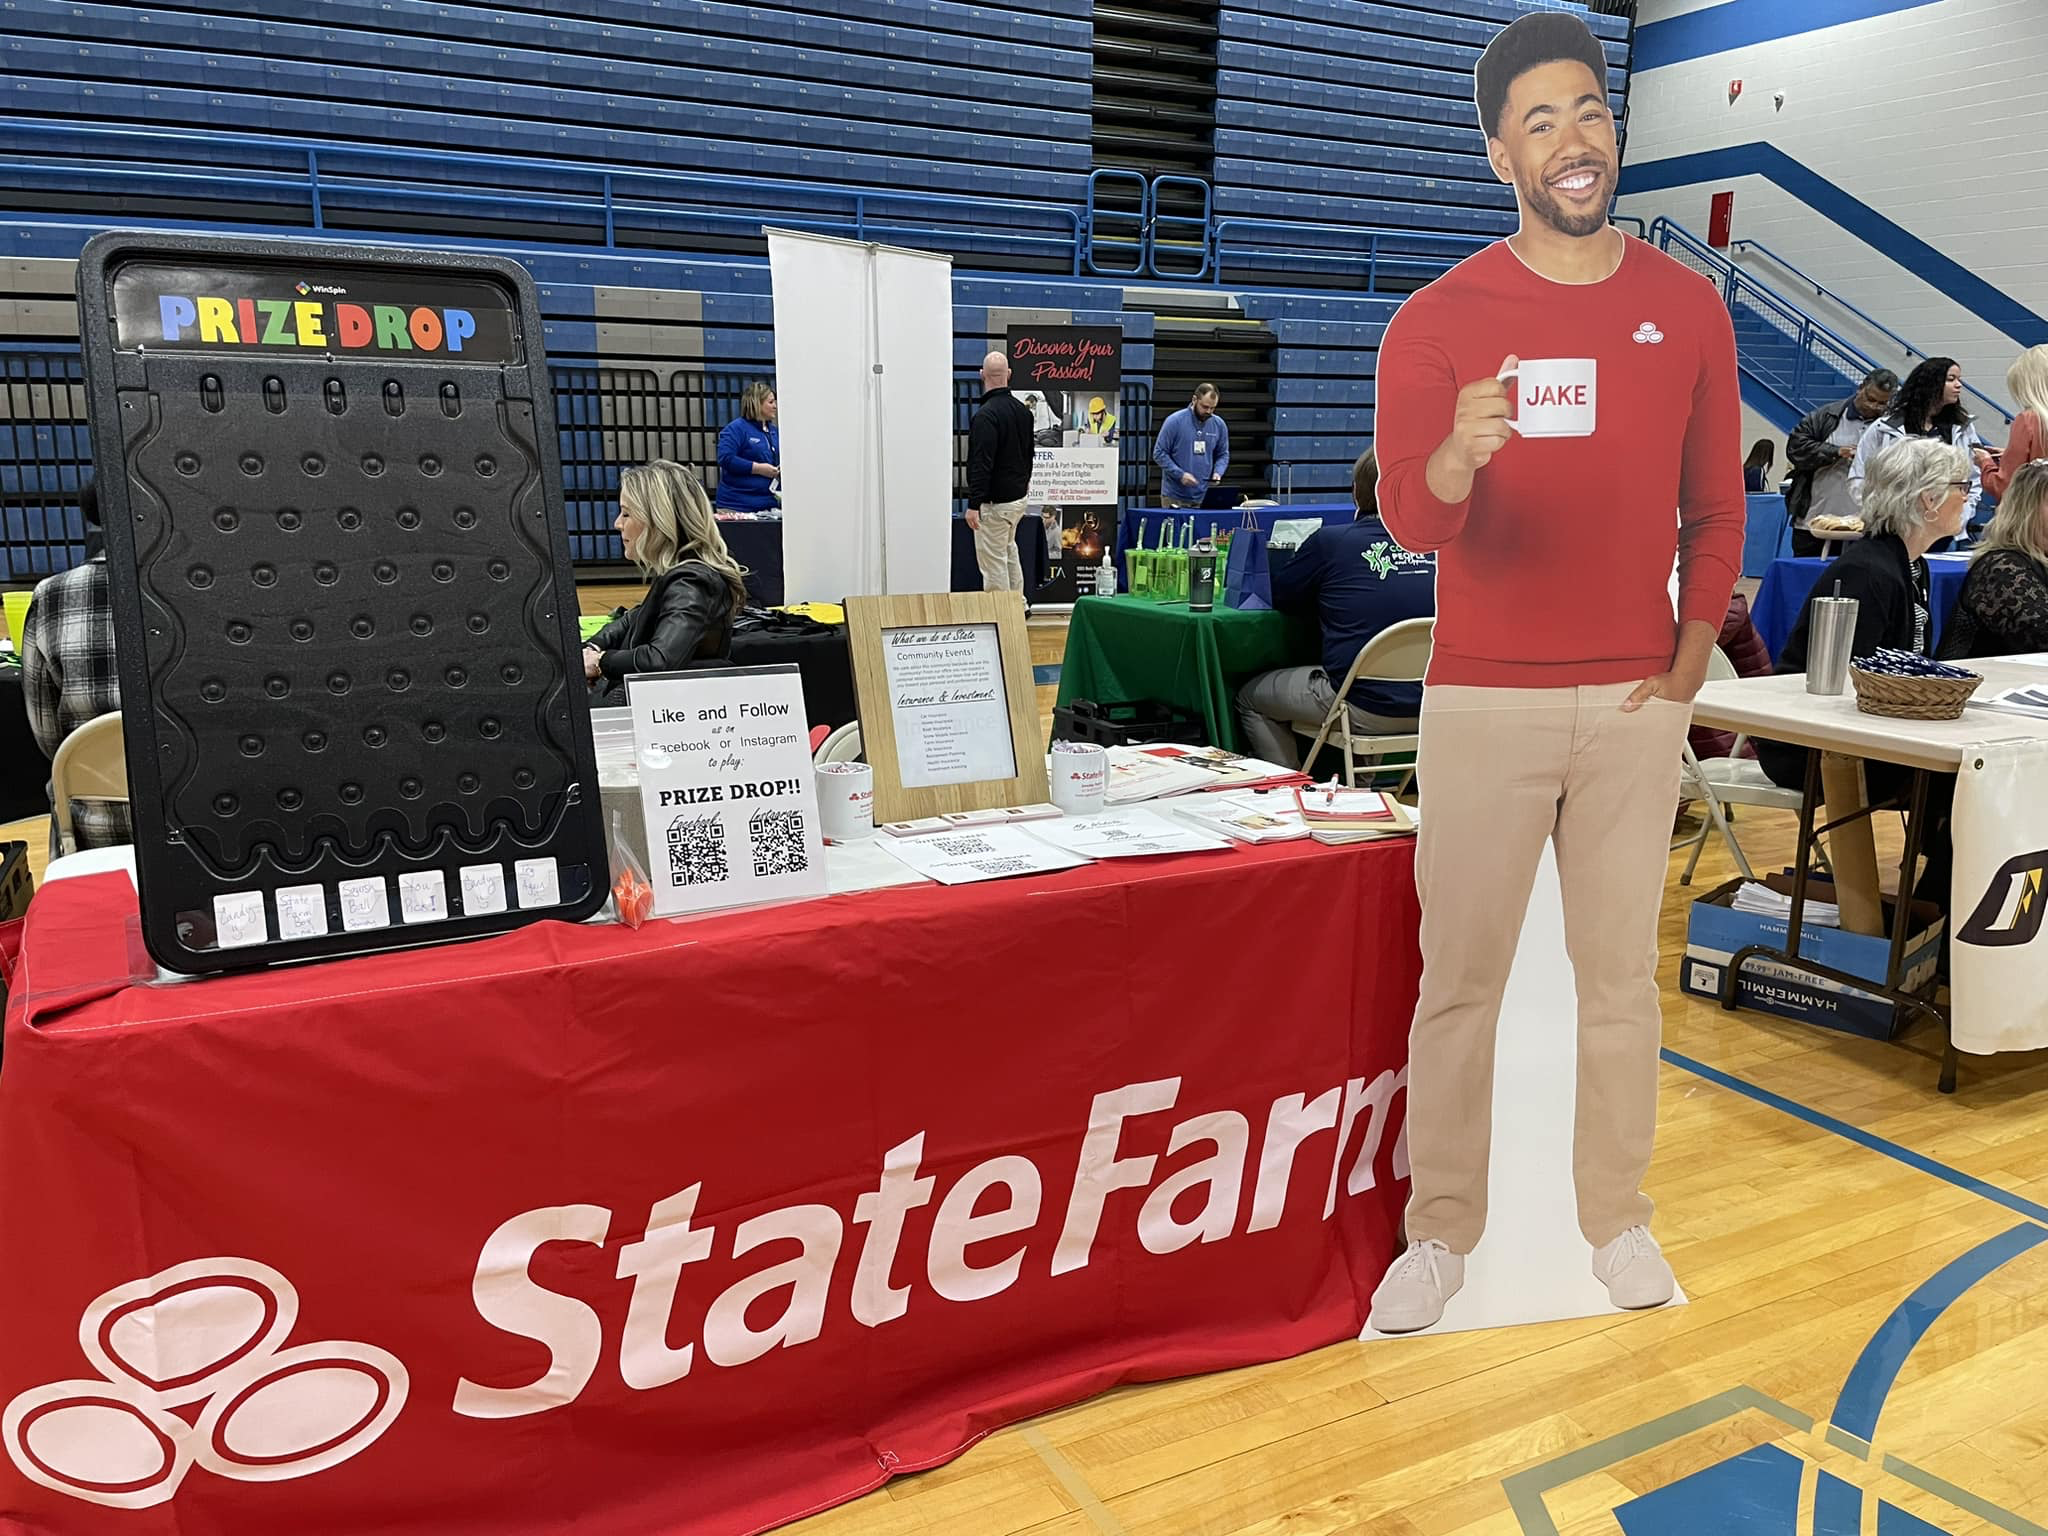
[1849,665,1982,720]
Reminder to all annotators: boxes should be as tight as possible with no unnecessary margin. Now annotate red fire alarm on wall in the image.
[1708,190,1735,248]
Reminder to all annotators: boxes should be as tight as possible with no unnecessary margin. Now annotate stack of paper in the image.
[1294,784,1404,828]
[1731,881,1839,929]
[1137,744,1311,792]
[1172,790,1313,844]
[1103,746,1231,805]
[1974,685,2048,720]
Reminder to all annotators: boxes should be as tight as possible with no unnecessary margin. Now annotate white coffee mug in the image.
[816,761,875,843]
[1498,358,1597,438]
[1047,742,1107,816]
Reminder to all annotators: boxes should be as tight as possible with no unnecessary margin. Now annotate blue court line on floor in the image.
[1832,1221,2048,1443]
[1659,1048,2048,1226]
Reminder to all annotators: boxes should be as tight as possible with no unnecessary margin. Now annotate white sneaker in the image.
[1369,1239,1464,1334]
[1592,1226,1676,1310]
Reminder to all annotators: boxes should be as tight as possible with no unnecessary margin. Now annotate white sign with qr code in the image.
[627,665,828,918]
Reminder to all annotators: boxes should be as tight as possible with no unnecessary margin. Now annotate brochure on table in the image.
[1025,808,1231,860]
[877,824,1089,886]
[627,664,828,918]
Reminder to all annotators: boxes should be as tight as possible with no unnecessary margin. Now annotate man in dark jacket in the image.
[1785,367,1897,556]
[965,351,1036,593]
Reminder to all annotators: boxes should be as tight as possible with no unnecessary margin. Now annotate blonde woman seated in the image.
[582,460,750,699]
[1938,460,2048,660]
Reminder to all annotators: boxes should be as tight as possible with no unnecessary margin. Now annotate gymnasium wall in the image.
[1618,0,2048,426]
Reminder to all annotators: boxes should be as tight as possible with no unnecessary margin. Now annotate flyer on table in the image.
[881,623,1017,789]
[628,665,827,917]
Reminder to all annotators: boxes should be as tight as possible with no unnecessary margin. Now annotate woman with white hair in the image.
[1757,436,1969,789]
[1757,435,1969,915]
[1981,344,2048,502]
[1939,460,2048,659]
[583,460,750,699]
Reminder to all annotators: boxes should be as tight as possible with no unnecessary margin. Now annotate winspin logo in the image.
[3,1258,407,1510]
[1956,848,2048,948]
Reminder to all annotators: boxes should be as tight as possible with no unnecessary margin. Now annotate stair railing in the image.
[1084,169,1152,277]
[1649,217,2014,426]
[1730,236,2016,424]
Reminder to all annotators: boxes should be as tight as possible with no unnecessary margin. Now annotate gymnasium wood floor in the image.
[779,618,2048,1535]
[19,607,2048,1534]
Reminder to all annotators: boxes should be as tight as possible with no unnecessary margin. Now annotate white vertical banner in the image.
[1950,738,2048,1054]
[769,230,876,601]
[768,229,953,604]
[872,244,954,595]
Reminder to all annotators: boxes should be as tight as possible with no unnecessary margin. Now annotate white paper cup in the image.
[817,761,875,843]
[1048,742,1108,815]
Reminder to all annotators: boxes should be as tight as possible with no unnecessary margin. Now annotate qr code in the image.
[750,807,810,877]
[667,813,729,888]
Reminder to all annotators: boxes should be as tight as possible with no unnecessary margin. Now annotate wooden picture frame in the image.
[845,592,1049,824]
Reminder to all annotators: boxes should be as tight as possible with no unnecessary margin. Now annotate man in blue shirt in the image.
[1233,450,1436,767]
[1153,384,1230,508]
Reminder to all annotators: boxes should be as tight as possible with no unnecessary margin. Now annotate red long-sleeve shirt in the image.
[1375,238,1746,687]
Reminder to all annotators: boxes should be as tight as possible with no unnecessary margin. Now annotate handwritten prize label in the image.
[461,864,509,916]
[630,667,826,919]
[275,883,329,940]
[399,870,449,925]
[515,858,561,908]
[339,877,391,933]
[212,891,267,950]
[881,624,1017,790]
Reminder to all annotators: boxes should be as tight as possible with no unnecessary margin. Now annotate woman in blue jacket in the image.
[715,382,781,513]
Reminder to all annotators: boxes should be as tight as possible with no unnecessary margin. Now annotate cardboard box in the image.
[1681,873,1943,1041]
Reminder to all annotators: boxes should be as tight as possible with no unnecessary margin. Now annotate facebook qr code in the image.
[666,813,729,888]
[750,807,811,877]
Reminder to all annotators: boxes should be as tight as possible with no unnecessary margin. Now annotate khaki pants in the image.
[1404,683,1692,1254]
[973,499,1028,593]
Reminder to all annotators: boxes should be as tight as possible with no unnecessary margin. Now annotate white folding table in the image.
[1691,657,2048,1092]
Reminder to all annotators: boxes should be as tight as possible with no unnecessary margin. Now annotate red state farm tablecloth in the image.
[0,838,1419,1536]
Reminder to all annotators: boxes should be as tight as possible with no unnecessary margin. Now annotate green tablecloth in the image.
[1056,595,1317,752]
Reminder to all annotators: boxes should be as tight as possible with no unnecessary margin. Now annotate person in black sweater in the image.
[1938,461,2048,661]
[1759,435,1970,907]
[1784,368,1895,558]
[965,350,1037,594]
[583,460,749,700]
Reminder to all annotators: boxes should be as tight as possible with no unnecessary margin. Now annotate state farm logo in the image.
[3,1258,406,1510]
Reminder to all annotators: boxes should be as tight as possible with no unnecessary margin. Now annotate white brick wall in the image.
[1619,0,2048,434]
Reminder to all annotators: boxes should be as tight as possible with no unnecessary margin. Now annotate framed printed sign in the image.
[845,593,1047,824]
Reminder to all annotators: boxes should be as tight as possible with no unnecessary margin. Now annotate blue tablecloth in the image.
[1742,493,1792,577]
[1752,553,1972,663]
[1116,503,1357,581]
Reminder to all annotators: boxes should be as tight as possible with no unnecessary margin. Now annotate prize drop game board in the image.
[76,232,607,975]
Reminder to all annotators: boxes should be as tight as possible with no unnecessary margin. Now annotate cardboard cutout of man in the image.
[1367,13,1744,1333]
